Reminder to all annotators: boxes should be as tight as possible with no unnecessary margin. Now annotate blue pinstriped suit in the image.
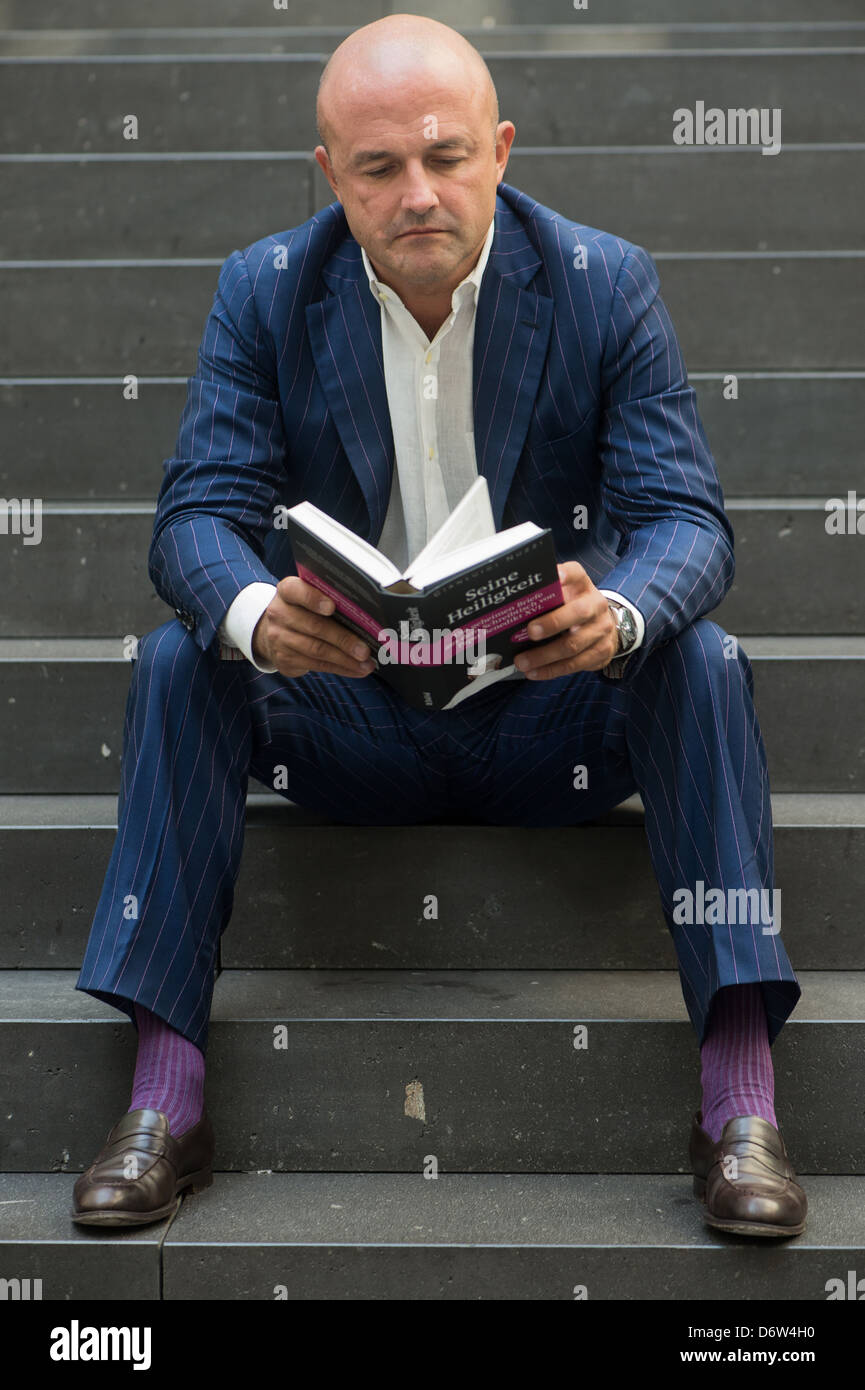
[76,181,800,1053]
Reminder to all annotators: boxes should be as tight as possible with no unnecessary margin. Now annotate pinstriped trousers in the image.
[76,616,800,1053]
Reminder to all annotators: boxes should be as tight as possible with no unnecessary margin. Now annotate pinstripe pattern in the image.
[147,182,733,672]
[77,182,798,1052]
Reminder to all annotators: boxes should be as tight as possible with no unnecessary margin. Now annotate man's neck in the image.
[366,225,492,342]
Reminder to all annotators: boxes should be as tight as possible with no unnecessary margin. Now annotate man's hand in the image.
[252,576,377,679]
[513,562,618,680]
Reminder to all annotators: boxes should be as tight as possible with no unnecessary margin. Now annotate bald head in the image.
[316,14,499,161]
[311,14,514,326]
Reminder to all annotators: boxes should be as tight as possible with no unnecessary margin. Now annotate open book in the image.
[280,476,563,710]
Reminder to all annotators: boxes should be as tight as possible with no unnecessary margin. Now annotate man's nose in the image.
[399,162,439,214]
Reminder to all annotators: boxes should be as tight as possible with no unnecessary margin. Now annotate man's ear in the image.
[494,121,516,185]
[314,145,339,199]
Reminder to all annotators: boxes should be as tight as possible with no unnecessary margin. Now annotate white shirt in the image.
[217,219,643,680]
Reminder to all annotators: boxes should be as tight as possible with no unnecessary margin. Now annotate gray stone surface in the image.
[3,795,861,971]
[2,503,862,638]
[2,378,860,500]
[2,969,864,1173]
[0,509,159,637]
[0,639,861,793]
[159,1171,865,1300]
[716,503,865,634]
[225,818,865,972]
[0,57,327,153]
[0,383,187,500]
[658,258,864,371]
[6,146,862,261]
[0,1014,142,1171]
[5,25,865,56]
[0,1173,166,1300]
[3,0,863,25]
[0,156,315,260]
[696,376,865,497]
[0,646,129,793]
[324,148,865,254]
[4,258,861,374]
[0,0,379,25]
[2,54,863,155]
[3,1171,862,1302]
[0,264,219,375]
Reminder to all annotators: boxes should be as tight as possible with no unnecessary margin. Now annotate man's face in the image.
[315,80,514,293]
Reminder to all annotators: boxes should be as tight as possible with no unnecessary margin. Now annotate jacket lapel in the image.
[472,199,553,527]
[305,252,394,544]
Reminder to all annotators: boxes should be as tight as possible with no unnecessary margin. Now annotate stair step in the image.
[2,52,863,153]
[0,638,861,794]
[1,0,859,1311]
[0,0,376,29]
[2,1169,864,1300]
[0,1172,163,1300]
[0,793,862,970]
[0,155,316,261]
[0,501,858,638]
[5,24,865,58]
[1,969,863,1173]
[5,147,863,261]
[163,1170,865,1301]
[505,148,865,257]
[4,0,862,28]
[2,377,859,501]
[3,256,861,374]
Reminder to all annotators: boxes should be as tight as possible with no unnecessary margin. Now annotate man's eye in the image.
[367,157,463,177]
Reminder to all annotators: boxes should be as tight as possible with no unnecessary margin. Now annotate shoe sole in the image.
[693,1174,806,1238]
[70,1168,213,1228]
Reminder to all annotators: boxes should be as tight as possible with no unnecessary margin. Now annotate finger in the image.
[557,561,589,588]
[520,633,614,680]
[276,656,376,680]
[525,595,603,641]
[516,619,606,671]
[270,603,374,664]
[273,627,376,676]
[276,575,337,616]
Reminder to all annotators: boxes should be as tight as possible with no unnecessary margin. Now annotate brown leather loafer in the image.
[689,1110,807,1238]
[71,1108,214,1227]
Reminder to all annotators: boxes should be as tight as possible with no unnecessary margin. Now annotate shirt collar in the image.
[361,215,495,310]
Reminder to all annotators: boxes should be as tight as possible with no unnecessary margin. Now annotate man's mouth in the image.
[397,229,445,237]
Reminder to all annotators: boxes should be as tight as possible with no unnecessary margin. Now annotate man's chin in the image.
[393,238,448,260]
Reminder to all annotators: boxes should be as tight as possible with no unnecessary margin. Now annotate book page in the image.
[404,476,495,576]
[406,521,544,591]
[287,500,402,587]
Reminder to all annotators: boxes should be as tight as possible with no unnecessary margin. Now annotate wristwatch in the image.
[606,599,638,656]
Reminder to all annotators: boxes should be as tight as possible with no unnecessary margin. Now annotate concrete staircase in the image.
[1,1,863,1300]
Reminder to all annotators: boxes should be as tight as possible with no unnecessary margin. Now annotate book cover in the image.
[285,519,563,711]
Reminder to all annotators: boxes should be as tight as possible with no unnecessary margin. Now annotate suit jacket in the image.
[149,180,734,681]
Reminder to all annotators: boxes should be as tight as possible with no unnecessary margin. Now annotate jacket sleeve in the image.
[596,243,735,679]
[147,249,287,654]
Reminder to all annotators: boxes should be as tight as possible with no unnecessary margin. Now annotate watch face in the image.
[616,608,636,649]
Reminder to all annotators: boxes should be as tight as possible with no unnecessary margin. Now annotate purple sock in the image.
[699,983,777,1142]
[129,1003,206,1138]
